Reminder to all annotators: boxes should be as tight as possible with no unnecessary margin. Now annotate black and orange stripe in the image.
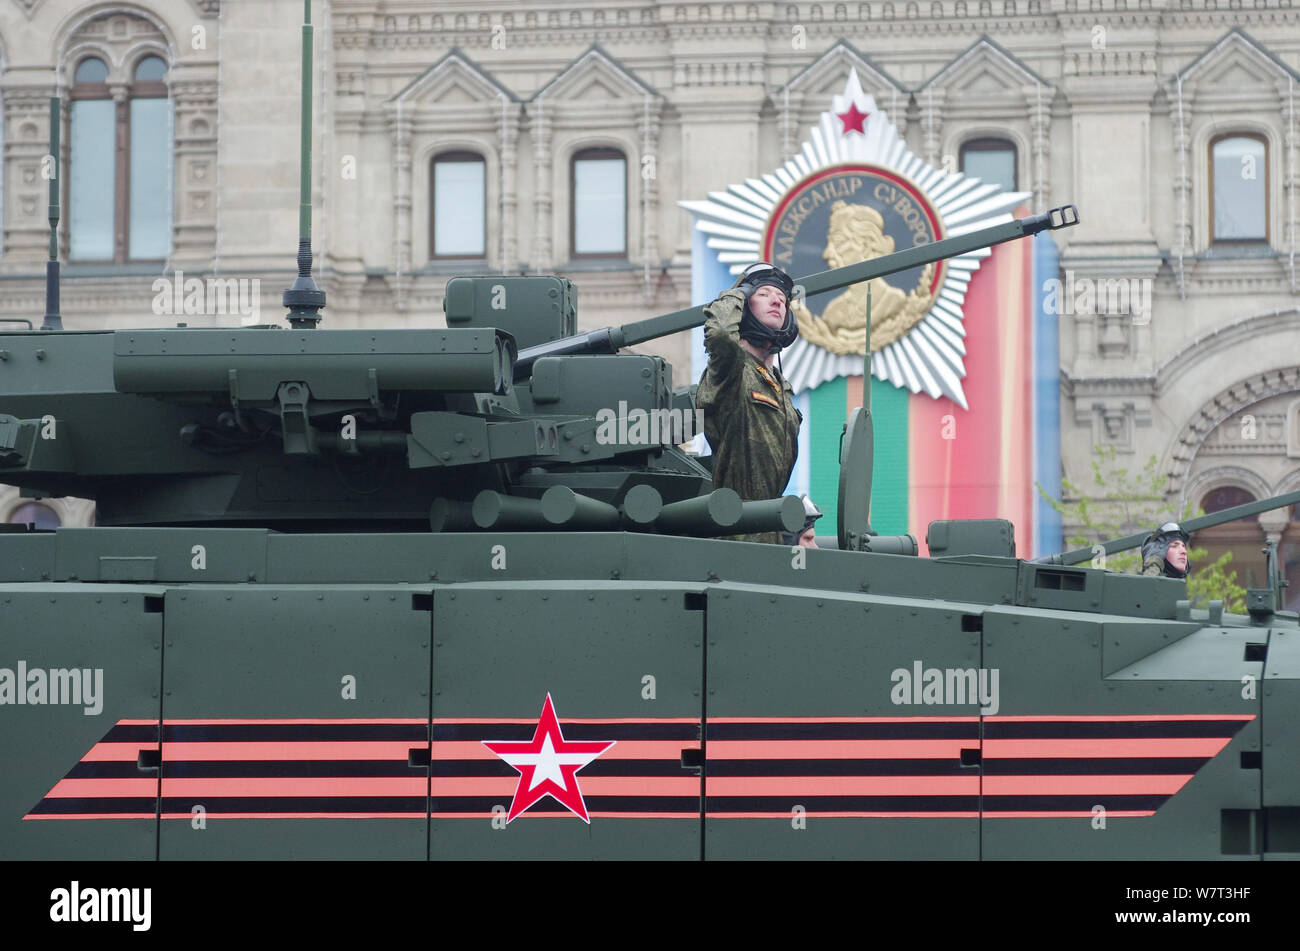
[25,717,700,821]
[25,714,1252,821]
[704,714,1254,818]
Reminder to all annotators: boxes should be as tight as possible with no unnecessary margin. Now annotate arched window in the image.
[430,151,486,258]
[1211,134,1267,243]
[8,502,61,529]
[1198,485,1264,590]
[69,57,113,260]
[570,148,626,258]
[960,137,1017,192]
[129,56,171,259]
[69,53,171,261]
[1202,485,1257,517]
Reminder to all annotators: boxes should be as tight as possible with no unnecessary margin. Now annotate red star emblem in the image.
[482,694,616,824]
[836,102,870,135]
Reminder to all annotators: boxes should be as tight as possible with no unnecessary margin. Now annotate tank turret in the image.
[0,208,1078,537]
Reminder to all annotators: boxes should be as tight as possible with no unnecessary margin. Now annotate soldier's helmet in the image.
[781,496,824,546]
[732,262,799,352]
[1141,521,1191,579]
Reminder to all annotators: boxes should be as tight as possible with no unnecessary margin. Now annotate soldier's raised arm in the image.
[701,288,748,387]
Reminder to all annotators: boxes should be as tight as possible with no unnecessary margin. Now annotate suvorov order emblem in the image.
[764,165,945,357]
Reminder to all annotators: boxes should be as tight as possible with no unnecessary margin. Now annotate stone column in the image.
[1278,76,1298,291]
[497,95,518,275]
[1171,78,1193,289]
[1028,83,1051,214]
[1259,508,1289,546]
[390,104,412,306]
[640,95,662,289]
[920,87,945,169]
[168,68,219,269]
[531,101,553,273]
[108,82,129,264]
[0,85,55,270]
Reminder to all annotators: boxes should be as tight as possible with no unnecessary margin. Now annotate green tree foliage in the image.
[1037,446,1246,612]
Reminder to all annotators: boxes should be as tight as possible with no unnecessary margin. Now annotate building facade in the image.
[1,1,1298,591]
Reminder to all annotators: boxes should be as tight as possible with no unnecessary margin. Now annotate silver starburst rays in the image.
[679,71,1031,409]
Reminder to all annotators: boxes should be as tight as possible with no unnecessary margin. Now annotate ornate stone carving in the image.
[1168,367,1300,496]
[532,45,663,269]
[10,0,44,19]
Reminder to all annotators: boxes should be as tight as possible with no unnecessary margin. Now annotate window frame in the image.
[67,52,170,264]
[1209,132,1269,245]
[428,150,488,261]
[569,147,628,260]
[958,136,1018,192]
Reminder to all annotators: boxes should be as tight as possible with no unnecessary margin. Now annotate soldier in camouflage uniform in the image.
[696,263,803,544]
[1140,522,1190,579]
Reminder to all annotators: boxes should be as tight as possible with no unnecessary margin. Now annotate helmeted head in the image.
[733,262,799,354]
[781,496,823,548]
[1142,521,1191,579]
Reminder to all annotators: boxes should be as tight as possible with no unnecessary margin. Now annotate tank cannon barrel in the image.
[513,205,1078,380]
[1039,487,1300,566]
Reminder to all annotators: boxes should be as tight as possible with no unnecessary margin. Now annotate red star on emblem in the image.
[482,694,616,824]
[836,102,870,136]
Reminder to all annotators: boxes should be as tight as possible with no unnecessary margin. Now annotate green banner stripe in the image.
[806,376,909,538]
[869,376,908,536]
[807,377,846,532]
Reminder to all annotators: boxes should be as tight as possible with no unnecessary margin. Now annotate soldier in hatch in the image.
[780,496,823,549]
[1140,521,1191,579]
[696,262,803,544]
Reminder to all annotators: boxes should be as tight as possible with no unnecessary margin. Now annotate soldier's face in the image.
[798,527,818,548]
[1166,539,1188,571]
[749,284,788,329]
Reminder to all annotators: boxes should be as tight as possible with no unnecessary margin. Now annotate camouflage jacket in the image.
[696,288,802,544]
[1141,556,1165,577]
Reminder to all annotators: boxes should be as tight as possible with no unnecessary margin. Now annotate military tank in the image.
[2,7,1296,862]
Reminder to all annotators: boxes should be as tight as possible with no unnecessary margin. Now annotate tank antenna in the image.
[282,0,325,329]
[41,97,62,331]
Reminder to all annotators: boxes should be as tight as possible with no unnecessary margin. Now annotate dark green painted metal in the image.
[157,586,430,859]
[981,609,1262,860]
[704,585,982,859]
[3,174,1296,859]
[1263,628,1300,821]
[0,584,163,859]
[430,586,702,859]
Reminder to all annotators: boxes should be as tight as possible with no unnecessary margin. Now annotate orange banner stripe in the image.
[109,740,698,762]
[46,776,703,798]
[984,738,1230,758]
[708,740,972,759]
[985,714,1255,723]
[707,811,980,819]
[708,716,979,724]
[982,775,1191,795]
[47,778,157,798]
[24,813,157,821]
[707,776,979,796]
[82,743,155,762]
